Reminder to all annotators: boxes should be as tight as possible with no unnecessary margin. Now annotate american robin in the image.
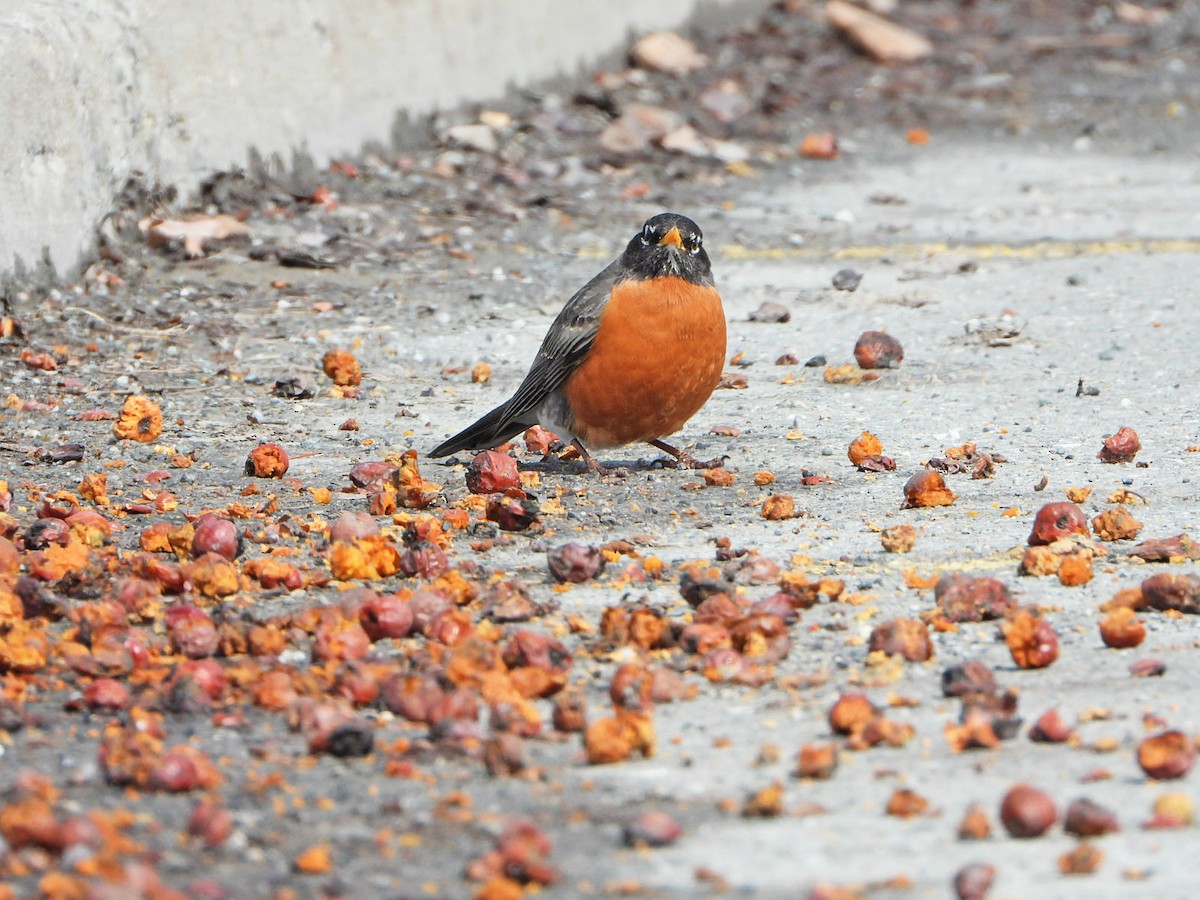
[430,213,726,471]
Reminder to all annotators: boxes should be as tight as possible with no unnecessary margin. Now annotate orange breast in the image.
[562,276,726,448]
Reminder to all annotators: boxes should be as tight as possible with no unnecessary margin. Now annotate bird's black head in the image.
[620,213,713,285]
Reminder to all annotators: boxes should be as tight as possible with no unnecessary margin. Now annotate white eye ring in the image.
[690,239,702,255]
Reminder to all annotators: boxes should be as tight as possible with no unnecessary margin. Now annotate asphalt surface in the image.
[413,142,1200,899]
[3,3,1200,899]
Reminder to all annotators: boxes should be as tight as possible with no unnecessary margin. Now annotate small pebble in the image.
[831,268,862,291]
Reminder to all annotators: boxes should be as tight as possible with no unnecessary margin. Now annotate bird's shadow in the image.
[434,448,728,480]
[525,453,664,479]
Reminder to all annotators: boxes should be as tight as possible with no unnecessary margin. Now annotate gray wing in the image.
[500,256,623,419]
[428,256,622,457]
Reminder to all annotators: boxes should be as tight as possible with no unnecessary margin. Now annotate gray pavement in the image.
[2,4,1200,899]
[415,141,1200,897]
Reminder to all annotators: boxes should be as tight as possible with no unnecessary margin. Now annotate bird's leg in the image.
[647,439,726,470]
[569,439,606,476]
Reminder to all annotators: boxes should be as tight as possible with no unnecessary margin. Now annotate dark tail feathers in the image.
[429,403,530,458]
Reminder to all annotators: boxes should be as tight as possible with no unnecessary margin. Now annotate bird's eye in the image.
[641,226,654,246]
[689,236,702,255]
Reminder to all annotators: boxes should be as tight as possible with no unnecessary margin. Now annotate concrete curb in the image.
[1,0,763,283]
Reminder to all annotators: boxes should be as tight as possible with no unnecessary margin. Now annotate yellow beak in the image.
[657,226,683,249]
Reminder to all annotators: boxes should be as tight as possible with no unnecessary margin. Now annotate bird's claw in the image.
[661,453,726,471]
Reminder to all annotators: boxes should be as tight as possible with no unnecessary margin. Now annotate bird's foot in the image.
[661,453,728,470]
[647,439,726,471]
[565,439,610,477]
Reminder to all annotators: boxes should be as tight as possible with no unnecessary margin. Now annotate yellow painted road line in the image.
[718,238,1200,262]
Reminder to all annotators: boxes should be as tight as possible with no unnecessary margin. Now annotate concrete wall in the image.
[0,0,761,282]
